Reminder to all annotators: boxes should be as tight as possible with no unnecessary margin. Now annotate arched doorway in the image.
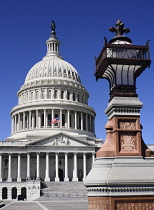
[21,187,26,199]
[2,187,7,199]
[12,187,17,199]
[59,168,64,181]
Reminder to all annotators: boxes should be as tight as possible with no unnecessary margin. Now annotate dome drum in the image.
[10,107,96,140]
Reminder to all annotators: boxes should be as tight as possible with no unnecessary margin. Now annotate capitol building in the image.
[0,21,102,200]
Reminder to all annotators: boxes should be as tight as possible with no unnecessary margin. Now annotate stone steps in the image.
[36,181,87,200]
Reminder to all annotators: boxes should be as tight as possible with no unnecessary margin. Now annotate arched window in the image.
[48,90,51,99]
[12,187,17,199]
[26,92,29,102]
[54,90,58,99]
[42,90,45,99]
[21,187,27,199]
[82,95,84,103]
[61,91,64,99]
[2,187,7,199]
[36,90,39,100]
[73,93,75,101]
[31,92,33,100]
[67,91,70,100]
[78,94,80,102]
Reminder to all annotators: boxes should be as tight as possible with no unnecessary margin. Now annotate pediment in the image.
[27,133,94,147]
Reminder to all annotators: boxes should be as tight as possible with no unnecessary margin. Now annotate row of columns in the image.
[12,109,95,134]
[0,152,95,182]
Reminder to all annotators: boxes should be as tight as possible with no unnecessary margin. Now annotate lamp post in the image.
[84,20,154,210]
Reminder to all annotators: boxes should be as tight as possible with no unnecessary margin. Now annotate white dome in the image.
[25,56,81,84]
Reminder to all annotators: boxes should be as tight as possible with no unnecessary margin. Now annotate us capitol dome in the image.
[8,21,99,144]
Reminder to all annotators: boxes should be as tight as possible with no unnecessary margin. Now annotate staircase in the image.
[36,181,88,201]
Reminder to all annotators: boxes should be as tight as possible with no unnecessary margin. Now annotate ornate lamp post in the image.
[85,20,154,210]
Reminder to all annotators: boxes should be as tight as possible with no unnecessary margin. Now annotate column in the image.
[55,153,59,181]
[38,110,41,129]
[89,115,92,132]
[75,111,77,129]
[67,110,70,129]
[26,112,28,129]
[92,152,95,163]
[52,109,54,128]
[27,153,30,180]
[11,117,14,133]
[7,154,12,182]
[36,110,38,128]
[81,112,83,130]
[93,117,95,133]
[83,153,87,181]
[45,153,50,181]
[0,154,2,182]
[29,111,31,129]
[86,114,88,131]
[72,153,78,181]
[36,153,40,179]
[23,112,25,130]
[0,188,2,200]
[32,112,34,129]
[15,115,17,132]
[17,154,21,182]
[60,109,62,128]
[44,109,46,128]
[17,113,20,131]
[64,153,69,181]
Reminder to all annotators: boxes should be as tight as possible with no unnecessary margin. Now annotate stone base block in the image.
[45,177,50,181]
[88,196,154,210]
[64,177,69,181]
[17,178,21,182]
[72,177,78,181]
[55,177,59,182]
[6,178,12,182]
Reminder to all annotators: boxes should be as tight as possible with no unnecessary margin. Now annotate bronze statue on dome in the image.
[51,20,56,38]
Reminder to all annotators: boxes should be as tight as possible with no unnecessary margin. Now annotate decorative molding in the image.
[87,186,154,196]
[116,202,154,209]
[119,121,136,129]
[120,135,136,151]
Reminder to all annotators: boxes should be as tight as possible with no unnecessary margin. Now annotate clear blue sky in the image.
[0,0,154,144]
